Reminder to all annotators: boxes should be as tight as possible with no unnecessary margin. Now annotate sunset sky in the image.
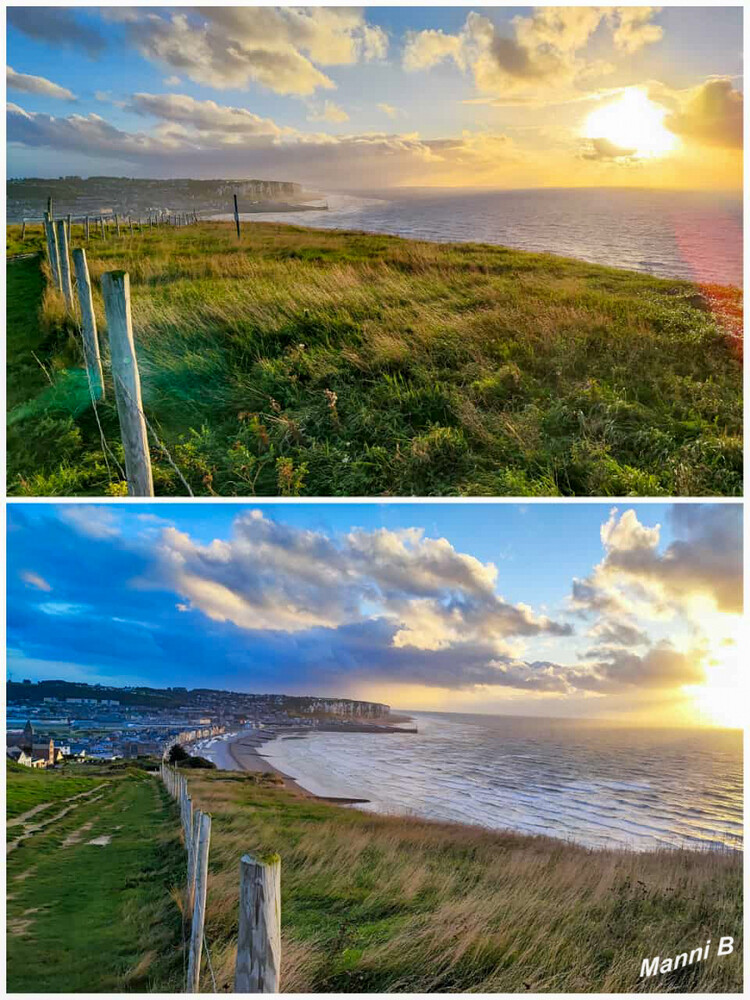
[6,6,743,189]
[7,503,742,727]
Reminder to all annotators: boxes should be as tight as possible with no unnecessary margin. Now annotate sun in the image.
[583,88,679,159]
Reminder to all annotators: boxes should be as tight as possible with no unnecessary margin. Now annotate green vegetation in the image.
[7,221,742,496]
[186,768,742,992]
[5,761,743,992]
[6,761,185,992]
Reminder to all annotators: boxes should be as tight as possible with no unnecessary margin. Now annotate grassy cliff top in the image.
[183,766,743,992]
[6,760,743,992]
[7,221,742,496]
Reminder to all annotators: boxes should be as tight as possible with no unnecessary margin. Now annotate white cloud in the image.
[378,103,402,119]
[306,100,349,124]
[58,505,121,540]
[120,8,387,95]
[7,66,75,101]
[403,7,662,97]
[130,92,287,136]
[20,571,52,592]
[611,7,664,54]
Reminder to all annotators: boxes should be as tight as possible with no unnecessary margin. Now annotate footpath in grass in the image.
[6,763,185,992]
[6,221,742,497]
[178,768,743,993]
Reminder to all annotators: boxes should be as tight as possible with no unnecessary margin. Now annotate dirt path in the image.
[7,784,111,855]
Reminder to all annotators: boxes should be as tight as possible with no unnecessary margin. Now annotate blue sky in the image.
[6,502,741,724]
[6,7,742,189]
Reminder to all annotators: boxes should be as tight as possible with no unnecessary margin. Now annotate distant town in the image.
[6,679,391,769]
[6,176,323,222]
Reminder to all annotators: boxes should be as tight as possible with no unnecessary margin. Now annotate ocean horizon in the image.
[257,711,742,853]
[219,187,743,287]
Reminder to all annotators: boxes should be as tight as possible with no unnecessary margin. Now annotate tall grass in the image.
[6,222,742,496]
[182,768,742,993]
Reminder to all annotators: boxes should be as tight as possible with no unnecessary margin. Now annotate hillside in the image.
[6,760,742,992]
[6,221,742,497]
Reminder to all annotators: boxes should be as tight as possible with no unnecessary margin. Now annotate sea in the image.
[261,712,743,853]
[229,187,743,287]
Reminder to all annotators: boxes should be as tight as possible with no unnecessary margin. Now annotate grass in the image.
[5,760,742,992]
[6,761,185,992]
[182,767,741,993]
[6,221,742,497]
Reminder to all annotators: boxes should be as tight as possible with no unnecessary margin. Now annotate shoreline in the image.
[200,728,374,804]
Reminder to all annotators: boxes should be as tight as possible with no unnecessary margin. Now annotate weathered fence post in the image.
[55,219,74,309]
[187,812,212,993]
[101,271,154,496]
[47,196,53,217]
[114,213,120,237]
[44,212,62,291]
[100,217,106,240]
[233,194,241,240]
[72,247,105,399]
[234,853,281,993]
[66,213,71,242]
[85,215,90,241]
[21,220,26,240]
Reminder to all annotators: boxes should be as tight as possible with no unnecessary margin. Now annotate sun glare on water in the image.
[583,88,678,159]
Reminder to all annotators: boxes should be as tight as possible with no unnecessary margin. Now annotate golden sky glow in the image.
[6,7,743,190]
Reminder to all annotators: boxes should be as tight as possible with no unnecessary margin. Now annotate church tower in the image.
[23,719,33,749]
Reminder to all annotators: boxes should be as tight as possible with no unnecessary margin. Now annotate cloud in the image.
[587,619,650,648]
[7,66,75,101]
[147,511,571,657]
[58,505,121,540]
[119,8,387,96]
[20,571,52,592]
[307,100,349,124]
[129,92,286,137]
[581,136,637,161]
[378,103,402,119]
[574,643,706,691]
[610,7,664,54]
[163,75,181,86]
[664,78,743,149]
[7,7,106,56]
[403,8,662,97]
[571,505,742,621]
[7,100,521,188]
[7,505,736,701]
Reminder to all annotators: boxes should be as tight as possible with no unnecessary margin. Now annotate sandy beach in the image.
[198,729,372,803]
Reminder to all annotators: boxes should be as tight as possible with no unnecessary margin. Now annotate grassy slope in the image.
[184,768,741,993]
[6,762,185,992]
[6,221,742,497]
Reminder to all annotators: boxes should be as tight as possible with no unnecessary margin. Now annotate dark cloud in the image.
[581,137,637,161]
[7,7,106,57]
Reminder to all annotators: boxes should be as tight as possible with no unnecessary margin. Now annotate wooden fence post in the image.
[101,271,154,496]
[66,213,71,242]
[55,219,74,309]
[72,247,105,399]
[85,215,90,241]
[44,212,62,291]
[187,812,212,993]
[21,220,26,240]
[114,214,120,237]
[234,853,281,993]
[100,217,106,240]
[233,194,241,240]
